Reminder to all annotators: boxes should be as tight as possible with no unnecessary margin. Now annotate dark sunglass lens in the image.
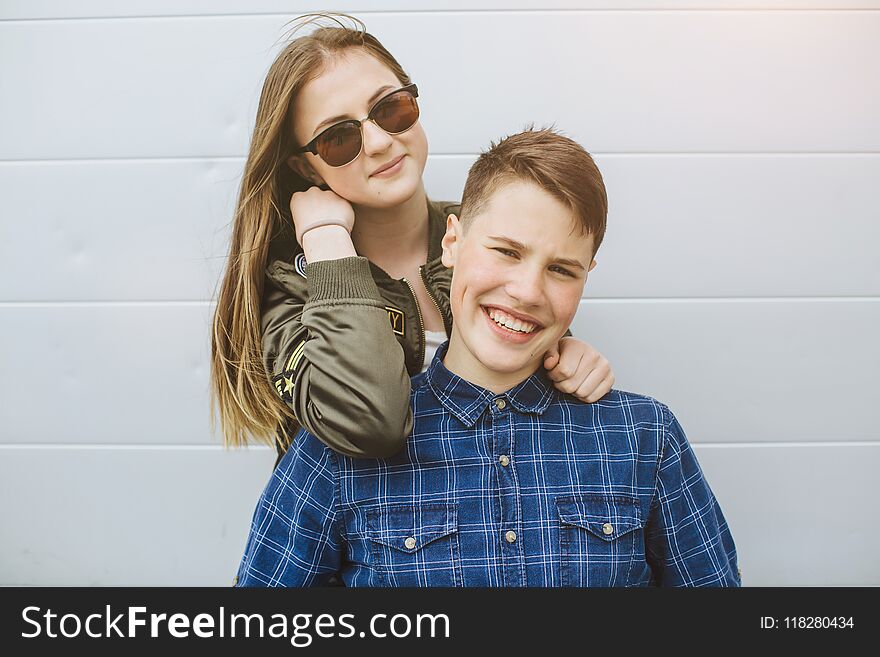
[317,122,362,166]
[373,93,420,134]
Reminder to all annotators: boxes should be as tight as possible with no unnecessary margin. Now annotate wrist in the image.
[301,225,357,262]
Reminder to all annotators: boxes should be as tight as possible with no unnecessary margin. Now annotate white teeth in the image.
[486,308,536,334]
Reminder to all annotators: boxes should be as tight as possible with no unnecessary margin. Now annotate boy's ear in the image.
[441,214,463,268]
[286,154,325,187]
[588,259,597,273]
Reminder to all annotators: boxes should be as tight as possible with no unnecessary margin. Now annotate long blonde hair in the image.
[211,14,412,448]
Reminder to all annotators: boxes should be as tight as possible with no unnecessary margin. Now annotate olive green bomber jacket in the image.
[261,199,458,459]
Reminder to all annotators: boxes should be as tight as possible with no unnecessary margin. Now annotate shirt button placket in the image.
[491,395,523,585]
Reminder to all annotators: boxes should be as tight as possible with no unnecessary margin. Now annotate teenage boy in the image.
[236,128,740,587]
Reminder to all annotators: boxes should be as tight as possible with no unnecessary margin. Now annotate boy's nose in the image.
[505,267,545,307]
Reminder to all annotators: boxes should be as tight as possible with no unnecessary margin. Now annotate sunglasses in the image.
[296,83,420,168]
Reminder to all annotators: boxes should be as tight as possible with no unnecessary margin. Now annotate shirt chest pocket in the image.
[556,495,644,587]
[365,504,462,587]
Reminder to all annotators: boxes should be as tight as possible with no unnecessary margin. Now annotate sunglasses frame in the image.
[295,83,420,167]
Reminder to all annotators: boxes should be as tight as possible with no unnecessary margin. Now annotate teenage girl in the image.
[211,15,614,458]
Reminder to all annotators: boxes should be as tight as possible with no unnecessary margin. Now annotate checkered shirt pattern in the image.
[237,343,740,587]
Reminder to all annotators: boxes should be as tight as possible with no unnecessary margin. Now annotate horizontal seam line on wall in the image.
[2,153,880,164]
[1,297,878,307]
[580,296,880,302]
[696,441,880,448]
[0,294,880,307]
[0,442,877,450]
[0,444,272,451]
[2,9,880,24]
[0,301,214,307]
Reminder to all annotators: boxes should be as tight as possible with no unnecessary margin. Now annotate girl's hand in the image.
[290,186,356,246]
[543,337,614,403]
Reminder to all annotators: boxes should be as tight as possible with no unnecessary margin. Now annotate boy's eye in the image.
[493,248,518,258]
[492,248,576,277]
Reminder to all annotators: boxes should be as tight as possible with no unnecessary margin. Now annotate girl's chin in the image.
[357,177,421,207]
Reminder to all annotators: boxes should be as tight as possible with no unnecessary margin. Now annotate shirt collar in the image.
[425,342,557,427]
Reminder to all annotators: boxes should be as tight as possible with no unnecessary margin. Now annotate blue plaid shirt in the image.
[237,343,740,587]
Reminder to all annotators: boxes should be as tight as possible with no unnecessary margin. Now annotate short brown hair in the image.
[460,127,607,254]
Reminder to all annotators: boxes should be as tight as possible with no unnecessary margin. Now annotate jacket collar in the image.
[425,342,557,428]
[426,198,451,262]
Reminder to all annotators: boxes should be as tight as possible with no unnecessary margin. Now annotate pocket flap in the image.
[556,495,642,541]
[366,504,458,553]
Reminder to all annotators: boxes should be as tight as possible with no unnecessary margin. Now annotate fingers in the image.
[545,351,582,383]
[551,356,614,401]
[290,187,356,244]
[587,373,615,403]
[574,369,615,403]
[542,347,561,372]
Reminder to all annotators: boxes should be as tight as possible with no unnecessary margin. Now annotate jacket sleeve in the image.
[644,406,741,587]
[262,254,412,459]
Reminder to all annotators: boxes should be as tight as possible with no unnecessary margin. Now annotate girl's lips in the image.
[370,155,405,177]
[481,306,541,344]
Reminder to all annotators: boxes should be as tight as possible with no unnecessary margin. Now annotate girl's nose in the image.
[362,119,394,156]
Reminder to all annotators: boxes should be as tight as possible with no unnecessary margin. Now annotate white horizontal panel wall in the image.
[570,299,880,443]
[2,12,878,160]
[0,446,276,586]
[2,155,877,301]
[1,443,875,585]
[0,160,240,301]
[2,4,877,588]
[5,2,880,20]
[0,304,216,445]
[695,443,880,586]
[593,155,880,298]
[1,299,875,445]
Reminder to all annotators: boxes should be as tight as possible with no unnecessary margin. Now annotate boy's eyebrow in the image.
[487,235,586,270]
[311,84,396,137]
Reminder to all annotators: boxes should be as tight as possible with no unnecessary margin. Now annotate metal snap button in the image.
[602,523,614,536]
[499,455,510,467]
[494,398,507,411]
[505,530,517,543]
[404,537,417,549]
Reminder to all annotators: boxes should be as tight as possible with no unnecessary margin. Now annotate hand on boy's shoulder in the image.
[543,337,614,403]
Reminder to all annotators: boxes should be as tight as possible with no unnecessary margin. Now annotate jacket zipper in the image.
[420,265,451,337]
[401,277,425,370]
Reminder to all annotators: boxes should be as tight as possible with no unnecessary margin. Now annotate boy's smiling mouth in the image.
[481,305,544,341]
